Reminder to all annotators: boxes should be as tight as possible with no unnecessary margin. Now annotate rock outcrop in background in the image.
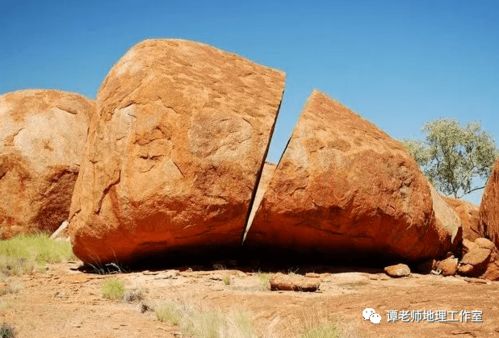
[480,159,499,248]
[444,197,481,241]
[0,90,94,238]
[245,90,460,262]
[69,39,285,264]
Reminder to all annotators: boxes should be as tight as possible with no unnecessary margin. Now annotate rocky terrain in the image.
[0,38,498,337]
[1,261,499,338]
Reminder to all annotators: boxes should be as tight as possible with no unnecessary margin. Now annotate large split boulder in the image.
[70,39,285,264]
[479,159,499,247]
[444,197,481,241]
[0,90,94,238]
[245,90,458,262]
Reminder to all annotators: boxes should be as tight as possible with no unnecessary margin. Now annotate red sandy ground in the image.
[1,261,498,337]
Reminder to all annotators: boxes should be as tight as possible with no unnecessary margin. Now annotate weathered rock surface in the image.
[462,239,478,255]
[459,237,499,281]
[430,186,462,253]
[482,249,499,281]
[384,264,411,278]
[458,246,491,277]
[436,256,458,276]
[269,273,320,292]
[480,159,499,247]
[444,197,481,241]
[70,39,285,264]
[245,90,456,262]
[475,237,495,251]
[0,90,94,238]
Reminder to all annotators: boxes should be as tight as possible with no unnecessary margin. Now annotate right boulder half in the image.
[245,90,458,262]
[480,159,499,247]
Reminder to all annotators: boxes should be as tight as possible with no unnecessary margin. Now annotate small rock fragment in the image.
[436,256,458,276]
[384,264,411,278]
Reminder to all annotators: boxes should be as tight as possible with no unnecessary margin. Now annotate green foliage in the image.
[0,234,74,276]
[0,323,15,338]
[101,278,125,300]
[402,119,497,198]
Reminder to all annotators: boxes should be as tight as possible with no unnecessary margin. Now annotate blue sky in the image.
[1,0,498,203]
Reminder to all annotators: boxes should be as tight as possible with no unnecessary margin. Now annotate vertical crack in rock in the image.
[95,170,121,214]
[241,95,284,244]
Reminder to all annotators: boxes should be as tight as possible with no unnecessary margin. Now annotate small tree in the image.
[403,119,497,198]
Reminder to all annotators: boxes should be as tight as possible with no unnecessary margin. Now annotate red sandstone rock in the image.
[0,90,94,238]
[69,39,285,264]
[384,264,411,278]
[458,247,491,277]
[482,249,499,281]
[480,159,499,247]
[436,256,458,276]
[245,90,457,262]
[430,186,462,254]
[269,273,320,292]
[443,197,481,241]
[475,237,495,250]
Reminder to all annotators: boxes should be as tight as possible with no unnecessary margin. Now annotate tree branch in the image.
[463,185,486,196]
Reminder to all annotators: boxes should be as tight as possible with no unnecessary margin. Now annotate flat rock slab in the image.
[269,273,320,292]
[0,90,94,238]
[69,39,285,264]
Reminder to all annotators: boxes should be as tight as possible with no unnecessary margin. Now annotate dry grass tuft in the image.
[155,299,258,338]
[0,323,15,338]
[0,234,74,276]
[101,278,125,301]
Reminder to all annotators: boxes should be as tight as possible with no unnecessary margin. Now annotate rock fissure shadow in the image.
[240,93,284,244]
[76,245,428,275]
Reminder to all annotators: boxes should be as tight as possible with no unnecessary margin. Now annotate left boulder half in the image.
[0,89,95,239]
[69,39,285,264]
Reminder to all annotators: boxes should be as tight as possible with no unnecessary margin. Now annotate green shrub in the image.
[223,275,231,286]
[101,278,125,300]
[0,234,74,276]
